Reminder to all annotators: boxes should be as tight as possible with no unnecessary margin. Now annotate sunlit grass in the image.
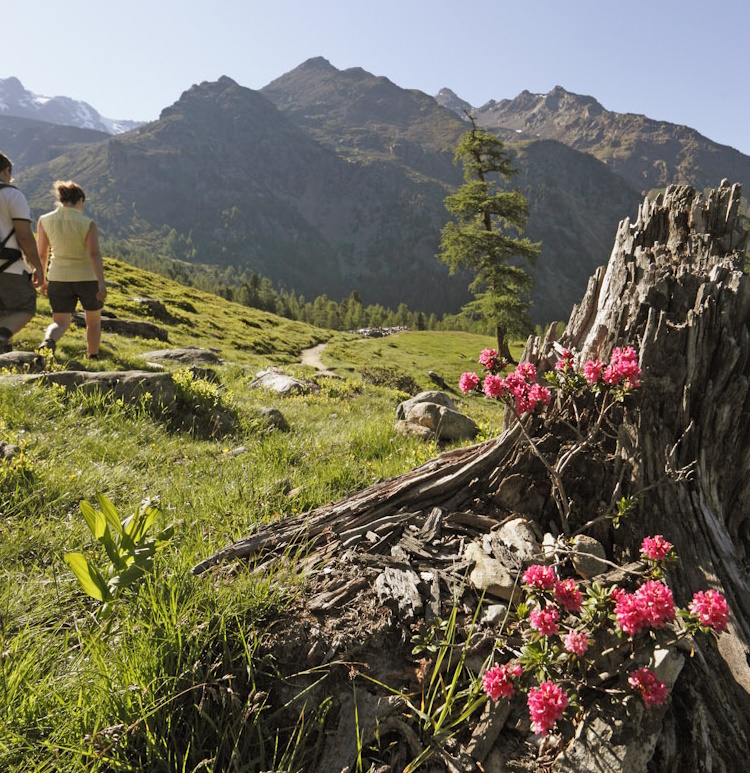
[0,258,527,771]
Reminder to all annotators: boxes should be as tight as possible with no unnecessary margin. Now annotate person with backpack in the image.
[36,180,107,359]
[0,152,43,352]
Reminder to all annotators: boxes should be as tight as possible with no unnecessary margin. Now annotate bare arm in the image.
[86,222,107,301]
[14,219,43,287]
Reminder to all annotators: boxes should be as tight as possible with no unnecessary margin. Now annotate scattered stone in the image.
[16,369,176,405]
[249,369,319,396]
[490,516,542,565]
[571,534,608,578]
[0,440,20,459]
[0,351,46,373]
[395,390,478,441]
[465,541,522,602]
[72,313,169,341]
[258,406,289,431]
[141,347,222,366]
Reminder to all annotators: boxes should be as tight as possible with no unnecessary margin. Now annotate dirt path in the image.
[300,342,338,377]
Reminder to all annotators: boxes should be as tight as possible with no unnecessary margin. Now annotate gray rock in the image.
[571,534,608,578]
[0,351,46,373]
[72,313,169,341]
[249,369,319,396]
[395,400,479,441]
[14,370,176,406]
[141,347,221,366]
[465,542,522,602]
[395,391,478,441]
[395,391,458,419]
[491,517,542,565]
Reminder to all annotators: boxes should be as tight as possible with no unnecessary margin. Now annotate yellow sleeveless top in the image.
[40,207,95,282]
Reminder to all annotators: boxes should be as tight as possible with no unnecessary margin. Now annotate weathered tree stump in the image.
[193,180,750,772]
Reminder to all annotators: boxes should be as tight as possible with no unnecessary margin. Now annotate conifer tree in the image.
[437,117,540,361]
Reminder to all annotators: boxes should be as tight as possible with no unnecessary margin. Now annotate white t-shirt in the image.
[0,183,33,275]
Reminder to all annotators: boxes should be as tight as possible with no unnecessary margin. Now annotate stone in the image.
[490,517,542,565]
[571,534,608,578]
[395,391,479,441]
[465,541,522,602]
[259,406,289,431]
[395,390,458,419]
[0,351,46,373]
[16,369,177,406]
[249,369,319,396]
[72,312,169,341]
[394,400,479,441]
[141,347,222,366]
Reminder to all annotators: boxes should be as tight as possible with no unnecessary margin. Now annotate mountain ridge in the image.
[3,59,747,325]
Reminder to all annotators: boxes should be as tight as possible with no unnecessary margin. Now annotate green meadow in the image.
[1,257,520,772]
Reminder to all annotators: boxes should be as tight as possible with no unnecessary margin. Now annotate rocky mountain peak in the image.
[0,76,140,134]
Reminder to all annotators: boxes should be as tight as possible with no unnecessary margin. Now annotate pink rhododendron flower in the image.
[555,348,574,373]
[582,359,604,384]
[478,348,500,371]
[635,580,676,629]
[554,579,583,612]
[523,564,558,590]
[563,630,589,656]
[527,681,569,735]
[688,589,729,632]
[529,605,560,636]
[483,373,506,398]
[459,371,481,393]
[603,346,641,388]
[640,535,673,562]
[516,361,537,381]
[628,667,669,708]
[614,592,647,636]
[482,661,523,700]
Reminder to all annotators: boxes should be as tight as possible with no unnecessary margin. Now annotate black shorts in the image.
[0,272,36,316]
[47,280,103,313]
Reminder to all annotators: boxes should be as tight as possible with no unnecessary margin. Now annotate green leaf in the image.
[79,500,107,540]
[96,493,123,536]
[64,553,111,602]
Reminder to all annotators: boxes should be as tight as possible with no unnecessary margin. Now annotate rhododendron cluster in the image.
[689,589,730,632]
[603,346,641,388]
[529,606,561,636]
[460,357,551,415]
[482,661,523,700]
[480,535,730,737]
[554,578,583,612]
[614,580,676,635]
[527,682,569,735]
[458,371,481,393]
[523,563,558,591]
[641,534,673,562]
[563,630,589,656]
[628,667,669,708]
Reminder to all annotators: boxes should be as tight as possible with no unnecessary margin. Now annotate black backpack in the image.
[0,182,23,272]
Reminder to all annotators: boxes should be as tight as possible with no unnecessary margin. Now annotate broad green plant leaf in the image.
[96,493,124,536]
[64,552,111,602]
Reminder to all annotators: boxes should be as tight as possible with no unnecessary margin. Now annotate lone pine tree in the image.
[437,117,540,362]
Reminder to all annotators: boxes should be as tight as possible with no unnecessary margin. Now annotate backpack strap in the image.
[0,181,23,271]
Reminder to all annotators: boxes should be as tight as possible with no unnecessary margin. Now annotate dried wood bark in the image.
[193,180,750,772]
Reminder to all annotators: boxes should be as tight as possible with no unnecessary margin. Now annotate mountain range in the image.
[1,61,747,324]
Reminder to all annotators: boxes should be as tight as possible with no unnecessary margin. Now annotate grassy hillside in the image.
[1,258,510,771]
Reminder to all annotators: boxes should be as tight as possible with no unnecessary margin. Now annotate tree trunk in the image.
[193,180,750,772]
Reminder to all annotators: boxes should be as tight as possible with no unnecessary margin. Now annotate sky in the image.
[7,0,750,154]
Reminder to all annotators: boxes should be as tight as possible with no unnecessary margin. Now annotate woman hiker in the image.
[37,180,107,358]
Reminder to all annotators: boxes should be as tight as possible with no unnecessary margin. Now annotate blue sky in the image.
[8,0,750,155]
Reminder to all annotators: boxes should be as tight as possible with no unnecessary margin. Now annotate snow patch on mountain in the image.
[0,76,142,134]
